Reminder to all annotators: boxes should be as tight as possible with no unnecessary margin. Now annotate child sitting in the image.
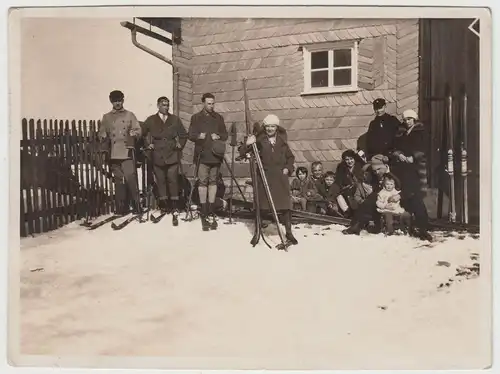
[316,171,342,216]
[290,166,315,211]
[376,173,411,235]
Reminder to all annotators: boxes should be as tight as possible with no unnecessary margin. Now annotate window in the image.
[302,40,359,95]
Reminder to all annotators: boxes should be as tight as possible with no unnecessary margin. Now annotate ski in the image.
[242,78,287,251]
[150,210,168,223]
[110,212,146,230]
[85,214,125,230]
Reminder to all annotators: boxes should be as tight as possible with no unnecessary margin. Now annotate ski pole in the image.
[461,87,469,224]
[446,89,456,223]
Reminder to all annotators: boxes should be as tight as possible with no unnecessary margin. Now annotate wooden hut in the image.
[136,17,481,225]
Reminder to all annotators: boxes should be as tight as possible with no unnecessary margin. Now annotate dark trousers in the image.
[110,158,139,211]
[353,192,379,226]
[401,194,429,230]
[153,162,180,200]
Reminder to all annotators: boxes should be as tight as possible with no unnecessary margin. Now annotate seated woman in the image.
[290,166,315,211]
[389,109,432,241]
[315,171,343,217]
[335,149,366,216]
[376,172,411,235]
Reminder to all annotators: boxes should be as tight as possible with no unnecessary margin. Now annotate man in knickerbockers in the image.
[98,90,142,215]
[142,96,188,226]
[365,98,401,161]
[188,92,228,231]
[242,114,298,246]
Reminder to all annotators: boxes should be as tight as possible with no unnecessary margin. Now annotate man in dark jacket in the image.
[241,114,298,246]
[98,90,142,214]
[142,96,188,226]
[342,154,391,235]
[366,98,401,160]
[188,93,228,231]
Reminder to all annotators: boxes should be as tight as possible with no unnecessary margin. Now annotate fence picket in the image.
[21,119,33,236]
[29,119,41,234]
[47,119,56,230]
[37,119,49,233]
[19,117,148,237]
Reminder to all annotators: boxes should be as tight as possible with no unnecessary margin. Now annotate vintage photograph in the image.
[8,5,492,370]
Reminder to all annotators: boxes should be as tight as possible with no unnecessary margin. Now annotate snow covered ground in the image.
[19,215,490,370]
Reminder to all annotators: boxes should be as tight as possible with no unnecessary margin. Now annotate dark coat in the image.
[240,133,295,211]
[188,109,228,165]
[390,122,428,198]
[366,113,401,159]
[142,113,188,166]
[316,180,341,204]
[290,177,315,198]
[335,161,365,196]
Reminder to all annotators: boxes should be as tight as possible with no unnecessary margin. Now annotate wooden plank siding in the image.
[174,18,420,171]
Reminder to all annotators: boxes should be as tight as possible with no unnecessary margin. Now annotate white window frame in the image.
[302,40,359,95]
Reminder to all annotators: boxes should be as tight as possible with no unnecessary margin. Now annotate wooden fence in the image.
[20,117,254,238]
[20,118,121,237]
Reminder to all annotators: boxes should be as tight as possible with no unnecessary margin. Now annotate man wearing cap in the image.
[142,96,188,226]
[365,98,401,161]
[188,92,228,231]
[98,90,142,214]
[242,114,298,246]
[342,154,391,235]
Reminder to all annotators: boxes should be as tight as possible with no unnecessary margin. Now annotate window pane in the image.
[334,49,351,67]
[311,51,329,70]
[333,69,351,86]
[311,70,329,88]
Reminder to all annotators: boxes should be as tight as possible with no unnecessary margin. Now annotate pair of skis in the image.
[242,78,290,252]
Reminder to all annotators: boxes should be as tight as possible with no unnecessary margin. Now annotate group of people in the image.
[98,89,432,243]
[287,98,432,241]
[98,90,229,229]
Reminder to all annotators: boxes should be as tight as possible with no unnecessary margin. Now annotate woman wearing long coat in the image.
[389,109,432,241]
[241,114,298,245]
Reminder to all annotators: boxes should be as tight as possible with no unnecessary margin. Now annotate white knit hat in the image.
[263,114,280,126]
[402,109,418,120]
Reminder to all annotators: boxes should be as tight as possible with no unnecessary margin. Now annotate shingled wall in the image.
[174,18,420,175]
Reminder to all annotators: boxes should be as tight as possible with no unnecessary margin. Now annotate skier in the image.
[142,96,188,226]
[242,114,298,245]
[188,93,228,231]
[98,90,142,215]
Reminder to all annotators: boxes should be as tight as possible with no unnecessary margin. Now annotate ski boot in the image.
[172,209,179,226]
[285,232,298,245]
[208,204,218,230]
[200,203,210,231]
[172,200,180,227]
[342,221,362,235]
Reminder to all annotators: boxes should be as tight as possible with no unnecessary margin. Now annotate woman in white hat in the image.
[390,109,432,241]
[242,114,298,245]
